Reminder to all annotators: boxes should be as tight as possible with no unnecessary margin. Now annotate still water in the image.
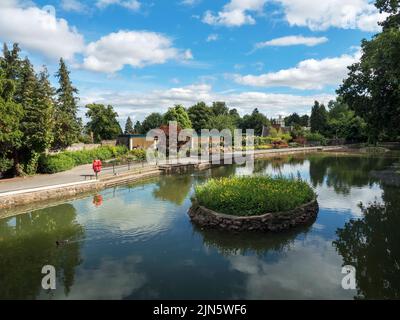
[1,153,399,299]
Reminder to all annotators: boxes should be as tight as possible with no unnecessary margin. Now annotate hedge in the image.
[39,145,128,174]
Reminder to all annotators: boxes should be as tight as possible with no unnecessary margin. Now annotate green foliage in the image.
[211,101,229,116]
[0,156,13,174]
[141,112,163,133]
[0,65,24,175]
[304,132,327,145]
[310,101,328,135]
[206,114,236,132]
[240,108,270,136]
[39,153,76,174]
[284,113,301,127]
[53,58,81,150]
[195,176,316,216]
[163,104,192,129]
[85,103,122,142]
[133,120,142,134]
[124,116,134,134]
[130,148,146,161]
[38,146,128,173]
[188,101,212,132]
[338,27,400,143]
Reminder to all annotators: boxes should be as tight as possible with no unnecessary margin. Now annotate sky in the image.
[0,0,386,124]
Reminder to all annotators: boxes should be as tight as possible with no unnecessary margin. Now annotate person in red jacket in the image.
[92,159,102,179]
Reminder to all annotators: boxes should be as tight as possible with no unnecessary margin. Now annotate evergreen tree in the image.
[1,43,21,83]
[19,62,54,173]
[134,120,143,134]
[0,68,24,175]
[53,58,81,150]
[124,116,134,134]
[310,101,328,135]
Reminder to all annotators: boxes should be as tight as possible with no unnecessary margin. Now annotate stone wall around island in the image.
[188,199,319,232]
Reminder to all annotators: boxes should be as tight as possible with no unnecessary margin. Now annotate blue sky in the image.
[0,0,385,123]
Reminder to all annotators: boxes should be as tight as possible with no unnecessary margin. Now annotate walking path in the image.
[0,146,342,195]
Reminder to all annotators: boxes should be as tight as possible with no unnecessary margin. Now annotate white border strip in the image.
[0,180,98,197]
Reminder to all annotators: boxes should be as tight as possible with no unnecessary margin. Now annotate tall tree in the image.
[338,1,400,143]
[310,101,328,135]
[141,112,163,133]
[85,104,122,142]
[0,68,23,175]
[124,116,134,134]
[300,115,310,127]
[284,113,301,127]
[229,108,241,126]
[20,66,55,173]
[211,101,229,116]
[134,120,143,134]
[53,58,81,150]
[1,43,21,83]
[188,101,212,133]
[163,104,192,129]
[206,114,236,132]
[240,108,270,136]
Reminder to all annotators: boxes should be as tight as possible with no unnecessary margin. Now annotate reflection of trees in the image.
[0,204,84,299]
[333,186,400,299]
[309,155,391,194]
[153,175,193,205]
[193,223,314,257]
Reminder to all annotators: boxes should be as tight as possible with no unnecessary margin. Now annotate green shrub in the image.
[0,157,13,175]
[130,148,146,161]
[195,175,316,216]
[39,146,129,173]
[39,154,76,173]
[304,132,327,145]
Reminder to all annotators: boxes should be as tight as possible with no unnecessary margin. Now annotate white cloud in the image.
[80,83,335,120]
[206,34,219,42]
[83,30,192,73]
[180,0,202,6]
[255,35,328,48]
[0,1,85,60]
[203,0,267,27]
[96,0,141,11]
[234,51,360,90]
[275,0,388,32]
[61,0,87,12]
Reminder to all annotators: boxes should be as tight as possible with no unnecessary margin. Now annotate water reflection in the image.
[192,223,314,256]
[0,153,399,299]
[0,204,84,299]
[333,185,400,299]
[153,175,193,205]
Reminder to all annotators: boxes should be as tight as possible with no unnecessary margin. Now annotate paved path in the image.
[0,146,342,194]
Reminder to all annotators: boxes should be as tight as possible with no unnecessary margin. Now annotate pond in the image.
[1,152,399,299]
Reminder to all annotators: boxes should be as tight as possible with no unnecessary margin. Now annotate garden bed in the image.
[189,176,318,232]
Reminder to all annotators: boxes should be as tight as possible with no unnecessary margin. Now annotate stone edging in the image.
[188,198,319,232]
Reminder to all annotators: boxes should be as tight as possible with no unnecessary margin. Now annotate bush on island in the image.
[194,175,316,216]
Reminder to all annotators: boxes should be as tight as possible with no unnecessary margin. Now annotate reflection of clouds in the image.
[74,188,176,241]
[316,184,383,216]
[56,256,146,299]
[235,162,310,180]
[228,236,354,299]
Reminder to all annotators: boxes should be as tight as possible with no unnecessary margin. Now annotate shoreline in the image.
[0,146,343,216]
